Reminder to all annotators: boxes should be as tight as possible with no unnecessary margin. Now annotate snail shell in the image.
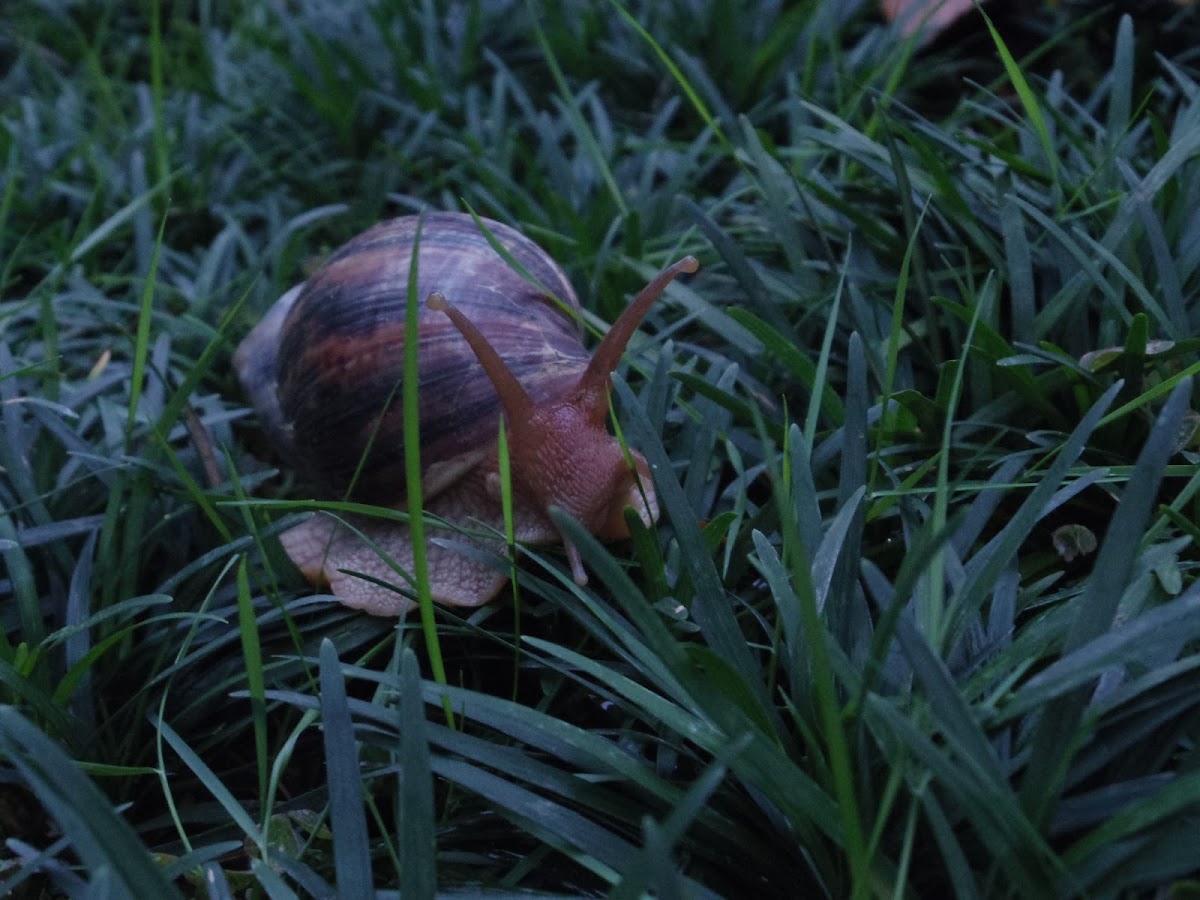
[236,212,590,504]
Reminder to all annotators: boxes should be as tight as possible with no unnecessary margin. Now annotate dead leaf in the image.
[881,0,984,39]
[1052,524,1097,563]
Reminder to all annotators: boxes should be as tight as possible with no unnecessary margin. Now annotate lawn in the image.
[2,1,1200,897]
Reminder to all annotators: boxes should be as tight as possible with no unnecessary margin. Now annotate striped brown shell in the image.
[234,212,589,502]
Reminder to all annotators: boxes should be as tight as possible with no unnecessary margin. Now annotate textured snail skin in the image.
[234,211,678,616]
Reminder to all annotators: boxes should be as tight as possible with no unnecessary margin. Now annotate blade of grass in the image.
[1062,770,1200,888]
[925,276,991,650]
[978,5,1058,185]
[399,648,436,898]
[607,0,730,152]
[158,715,261,844]
[123,212,167,449]
[318,638,372,896]
[951,381,1121,634]
[998,585,1200,722]
[1020,379,1193,824]
[496,414,521,698]
[527,0,627,217]
[613,376,768,709]
[235,556,269,810]
[785,477,870,897]
[609,733,751,899]
[0,707,180,897]
[520,634,842,848]
[402,213,453,725]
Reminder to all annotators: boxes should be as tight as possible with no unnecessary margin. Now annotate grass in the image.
[2,0,1200,896]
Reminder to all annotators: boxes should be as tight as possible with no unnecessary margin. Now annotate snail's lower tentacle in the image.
[561,535,589,586]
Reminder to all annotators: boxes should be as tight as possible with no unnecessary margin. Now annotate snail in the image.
[234,211,698,616]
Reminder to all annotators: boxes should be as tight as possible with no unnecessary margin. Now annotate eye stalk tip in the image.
[426,291,449,312]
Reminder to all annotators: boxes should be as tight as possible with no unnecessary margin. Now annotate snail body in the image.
[235,211,697,616]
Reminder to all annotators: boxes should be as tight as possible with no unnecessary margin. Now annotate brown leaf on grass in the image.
[1052,524,1097,563]
[881,0,984,39]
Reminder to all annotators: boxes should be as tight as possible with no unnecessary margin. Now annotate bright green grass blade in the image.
[123,212,167,449]
[496,413,521,696]
[399,648,436,898]
[804,246,848,451]
[881,120,942,365]
[878,199,931,455]
[53,183,166,273]
[148,0,169,189]
[461,201,577,321]
[318,638,373,896]
[401,214,452,724]
[1097,357,1200,429]
[235,556,269,810]
[0,707,181,898]
[978,5,1058,184]
[152,288,248,476]
[150,428,231,540]
[50,603,181,707]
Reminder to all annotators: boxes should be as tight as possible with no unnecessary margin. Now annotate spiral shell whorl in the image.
[274,212,588,501]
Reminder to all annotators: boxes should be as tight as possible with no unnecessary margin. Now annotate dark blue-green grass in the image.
[2,0,1200,896]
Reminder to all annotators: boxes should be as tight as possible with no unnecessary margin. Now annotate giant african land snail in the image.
[235,211,697,615]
